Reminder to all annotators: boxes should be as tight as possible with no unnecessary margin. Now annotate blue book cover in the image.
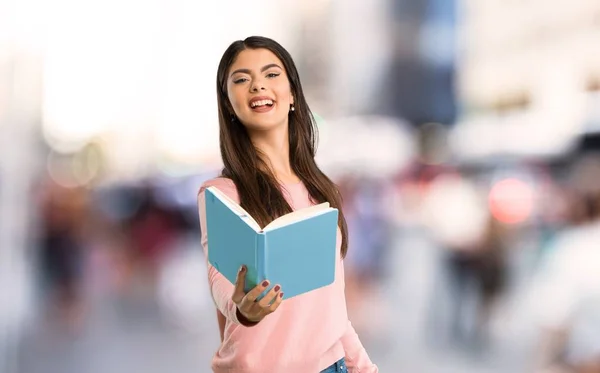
[204,186,338,300]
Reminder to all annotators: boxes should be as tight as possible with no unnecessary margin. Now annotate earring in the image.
[230,115,236,122]
[290,104,295,112]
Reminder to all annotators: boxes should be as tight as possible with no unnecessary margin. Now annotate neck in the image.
[249,124,299,184]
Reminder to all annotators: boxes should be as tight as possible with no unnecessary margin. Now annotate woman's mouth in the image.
[249,98,275,113]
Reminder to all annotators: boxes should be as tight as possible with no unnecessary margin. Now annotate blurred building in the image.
[381,0,458,126]
[453,0,600,162]
[293,0,458,128]
[0,10,45,372]
[293,0,392,118]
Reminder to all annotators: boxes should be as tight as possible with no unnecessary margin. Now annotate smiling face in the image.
[226,48,294,133]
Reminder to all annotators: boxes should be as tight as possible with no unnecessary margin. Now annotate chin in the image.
[242,118,287,133]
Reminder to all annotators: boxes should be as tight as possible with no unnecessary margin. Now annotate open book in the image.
[204,186,338,300]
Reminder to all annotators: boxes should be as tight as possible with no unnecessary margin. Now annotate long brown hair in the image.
[215,36,349,258]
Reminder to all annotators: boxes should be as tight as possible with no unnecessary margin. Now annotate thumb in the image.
[231,265,247,304]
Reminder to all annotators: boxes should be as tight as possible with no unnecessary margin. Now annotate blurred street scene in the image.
[2,0,600,372]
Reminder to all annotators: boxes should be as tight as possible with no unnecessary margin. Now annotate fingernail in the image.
[279,292,284,298]
[239,266,245,273]
[261,280,269,287]
[273,285,281,292]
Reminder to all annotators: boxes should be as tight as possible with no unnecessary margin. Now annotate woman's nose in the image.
[250,80,265,92]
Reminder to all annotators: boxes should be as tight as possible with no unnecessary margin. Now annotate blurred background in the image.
[1,0,600,372]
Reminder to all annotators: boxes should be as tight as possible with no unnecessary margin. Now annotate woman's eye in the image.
[233,77,248,84]
[266,73,280,78]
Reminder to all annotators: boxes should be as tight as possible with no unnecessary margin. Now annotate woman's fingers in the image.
[257,284,282,308]
[267,291,284,313]
[232,273,285,323]
[239,280,270,309]
[231,265,247,304]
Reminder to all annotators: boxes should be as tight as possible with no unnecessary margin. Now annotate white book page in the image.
[263,202,331,231]
[207,186,261,232]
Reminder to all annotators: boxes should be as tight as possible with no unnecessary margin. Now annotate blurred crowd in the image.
[23,126,600,372]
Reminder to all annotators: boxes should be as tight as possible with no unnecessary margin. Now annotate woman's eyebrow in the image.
[230,63,282,77]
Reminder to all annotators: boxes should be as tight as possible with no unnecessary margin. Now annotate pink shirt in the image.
[198,177,379,373]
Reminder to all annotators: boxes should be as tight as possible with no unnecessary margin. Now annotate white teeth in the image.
[250,99,273,108]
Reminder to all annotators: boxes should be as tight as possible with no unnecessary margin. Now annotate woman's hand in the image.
[232,265,283,324]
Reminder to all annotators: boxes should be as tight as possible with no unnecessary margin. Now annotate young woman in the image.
[197,36,379,373]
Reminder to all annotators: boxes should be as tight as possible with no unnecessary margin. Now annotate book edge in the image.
[206,186,262,232]
[263,205,335,232]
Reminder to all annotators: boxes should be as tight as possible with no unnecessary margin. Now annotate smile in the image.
[248,96,275,113]
[250,99,274,108]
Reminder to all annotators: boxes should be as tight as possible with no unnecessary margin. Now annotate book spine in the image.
[256,232,267,283]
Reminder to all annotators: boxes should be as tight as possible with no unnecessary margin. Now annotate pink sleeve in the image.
[340,321,379,373]
[339,261,379,372]
[197,179,249,326]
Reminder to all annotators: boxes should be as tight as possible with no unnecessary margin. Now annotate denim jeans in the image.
[320,358,347,373]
